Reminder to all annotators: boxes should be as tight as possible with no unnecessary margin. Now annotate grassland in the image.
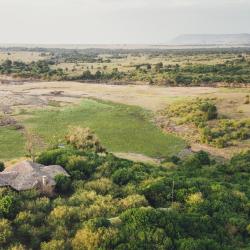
[23,99,186,157]
[0,99,186,160]
[0,126,25,159]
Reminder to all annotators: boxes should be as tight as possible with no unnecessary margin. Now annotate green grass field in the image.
[0,99,186,160]
[0,127,26,160]
[24,99,185,157]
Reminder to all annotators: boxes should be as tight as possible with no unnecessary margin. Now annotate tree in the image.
[25,130,44,162]
[244,95,250,104]
[195,151,210,165]
[0,195,15,218]
[155,62,163,71]
[65,126,105,153]
[0,219,13,245]
[72,225,118,250]
[54,175,72,194]
[0,162,4,172]
[40,240,65,250]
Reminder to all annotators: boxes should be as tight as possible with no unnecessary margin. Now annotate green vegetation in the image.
[164,98,218,127]
[0,162,4,172]
[201,119,250,148]
[0,131,250,249]
[163,98,250,148]
[23,99,185,158]
[0,127,26,160]
[1,47,250,85]
[0,59,65,80]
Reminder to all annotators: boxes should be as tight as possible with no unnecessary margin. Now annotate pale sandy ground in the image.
[0,81,219,111]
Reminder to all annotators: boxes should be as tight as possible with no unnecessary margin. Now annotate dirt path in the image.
[113,152,161,165]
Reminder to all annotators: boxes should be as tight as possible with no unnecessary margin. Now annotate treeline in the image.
[0,60,65,80]
[1,56,250,85]
[0,128,250,249]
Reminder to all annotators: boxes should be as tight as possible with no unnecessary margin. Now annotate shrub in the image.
[66,155,95,179]
[65,126,106,153]
[112,168,133,186]
[0,219,13,245]
[55,175,72,194]
[186,192,204,206]
[0,195,16,218]
[40,240,65,250]
[0,162,4,172]
[37,148,71,165]
[195,151,210,165]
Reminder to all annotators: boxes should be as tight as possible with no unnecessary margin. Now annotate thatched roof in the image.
[0,161,69,191]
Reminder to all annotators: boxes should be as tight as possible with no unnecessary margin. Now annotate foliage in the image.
[164,98,250,148]
[0,162,4,172]
[164,98,218,127]
[0,219,13,245]
[65,126,106,153]
[2,49,250,85]
[54,175,72,194]
[1,139,250,249]
[0,60,65,80]
[201,119,250,148]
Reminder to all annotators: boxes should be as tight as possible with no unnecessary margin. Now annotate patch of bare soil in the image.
[113,152,162,165]
[0,80,218,112]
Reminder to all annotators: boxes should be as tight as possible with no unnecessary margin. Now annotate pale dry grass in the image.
[0,81,219,111]
[0,51,49,63]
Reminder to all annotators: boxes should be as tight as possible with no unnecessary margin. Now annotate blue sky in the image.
[0,0,249,44]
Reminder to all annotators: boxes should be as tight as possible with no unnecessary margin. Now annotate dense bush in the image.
[164,98,250,148]
[0,162,4,172]
[0,59,65,80]
[164,98,218,127]
[54,175,72,194]
[0,145,250,249]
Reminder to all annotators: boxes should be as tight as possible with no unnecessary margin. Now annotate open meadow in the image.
[0,78,249,160]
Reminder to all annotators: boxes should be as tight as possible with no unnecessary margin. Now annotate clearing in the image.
[0,80,249,160]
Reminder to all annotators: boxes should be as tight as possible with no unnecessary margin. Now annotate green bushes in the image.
[0,59,65,80]
[164,98,250,148]
[0,195,16,218]
[54,175,72,194]
[200,119,250,147]
[0,219,13,245]
[0,162,4,172]
[1,52,250,86]
[164,98,217,127]
[37,148,98,179]
[1,145,250,249]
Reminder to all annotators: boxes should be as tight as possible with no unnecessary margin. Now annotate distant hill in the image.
[171,34,250,45]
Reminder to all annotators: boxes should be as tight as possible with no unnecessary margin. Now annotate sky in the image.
[0,0,250,44]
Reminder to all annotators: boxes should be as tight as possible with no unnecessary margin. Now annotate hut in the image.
[0,161,69,194]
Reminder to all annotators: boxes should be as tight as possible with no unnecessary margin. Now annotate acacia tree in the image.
[25,130,44,162]
[65,126,106,153]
